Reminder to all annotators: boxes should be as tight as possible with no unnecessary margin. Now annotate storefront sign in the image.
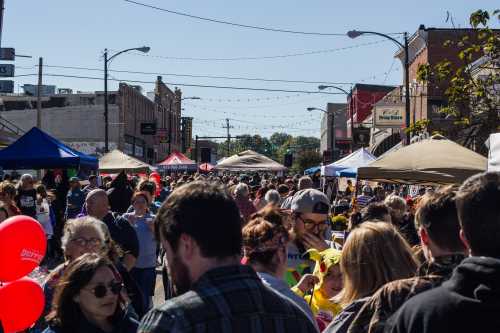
[373,104,404,127]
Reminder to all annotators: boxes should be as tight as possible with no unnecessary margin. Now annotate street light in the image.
[318,85,350,95]
[181,96,201,101]
[317,85,354,154]
[308,106,336,161]
[347,29,410,144]
[307,107,327,113]
[104,46,150,153]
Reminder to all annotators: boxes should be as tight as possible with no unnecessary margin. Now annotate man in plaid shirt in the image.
[139,181,318,333]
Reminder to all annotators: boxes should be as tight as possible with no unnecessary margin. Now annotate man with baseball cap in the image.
[285,188,332,286]
[65,176,85,219]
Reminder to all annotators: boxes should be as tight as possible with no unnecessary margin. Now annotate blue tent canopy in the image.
[337,167,357,178]
[304,166,321,175]
[0,127,98,170]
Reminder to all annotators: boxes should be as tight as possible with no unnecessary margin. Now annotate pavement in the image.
[153,267,165,307]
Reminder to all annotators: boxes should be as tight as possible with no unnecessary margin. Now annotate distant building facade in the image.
[0,77,184,164]
[320,103,348,162]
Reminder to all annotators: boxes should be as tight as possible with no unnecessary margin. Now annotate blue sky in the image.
[6,0,498,139]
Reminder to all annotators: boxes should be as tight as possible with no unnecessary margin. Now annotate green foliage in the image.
[415,9,499,154]
[405,119,431,135]
[215,132,321,174]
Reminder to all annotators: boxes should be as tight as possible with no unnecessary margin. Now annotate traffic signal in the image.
[284,153,293,167]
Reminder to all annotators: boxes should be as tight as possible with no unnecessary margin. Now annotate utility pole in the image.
[0,0,4,49]
[36,57,42,129]
[104,49,109,153]
[168,98,173,155]
[403,32,411,145]
[223,118,233,157]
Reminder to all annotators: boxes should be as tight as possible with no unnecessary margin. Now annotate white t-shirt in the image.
[36,198,53,238]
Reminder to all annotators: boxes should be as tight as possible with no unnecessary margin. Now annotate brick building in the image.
[0,78,184,164]
[347,84,396,151]
[395,25,486,132]
[154,76,182,159]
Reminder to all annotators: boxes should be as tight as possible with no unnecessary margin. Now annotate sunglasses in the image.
[71,237,102,248]
[85,281,123,298]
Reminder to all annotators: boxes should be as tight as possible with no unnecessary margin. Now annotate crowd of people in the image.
[0,169,499,333]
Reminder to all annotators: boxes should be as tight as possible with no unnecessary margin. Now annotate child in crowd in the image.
[293,248,343,331]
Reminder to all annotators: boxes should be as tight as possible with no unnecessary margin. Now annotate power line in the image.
[109,39,389,61]
[41,64,354,86]
[123,0,402,37]
[20,73,345,95]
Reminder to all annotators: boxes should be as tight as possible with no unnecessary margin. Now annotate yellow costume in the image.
[292,248,343,330]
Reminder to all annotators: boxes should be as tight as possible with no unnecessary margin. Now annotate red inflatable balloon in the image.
[150,172,161,197]
[0,215,46,282]
[0,277,45,333]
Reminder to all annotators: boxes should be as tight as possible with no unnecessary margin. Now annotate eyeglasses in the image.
[298,216,329,232]
[133,199,147,204]
[71,237,102,248]
[84,281,123,298]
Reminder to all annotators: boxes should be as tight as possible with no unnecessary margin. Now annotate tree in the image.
[214,132,321,173]
[413,9,499,154]
[289,150,322,174]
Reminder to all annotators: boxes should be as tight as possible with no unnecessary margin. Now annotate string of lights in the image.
[184,104,321,119]
[17,73,343,95]
[40,64,354,87]
[109,39,389,62]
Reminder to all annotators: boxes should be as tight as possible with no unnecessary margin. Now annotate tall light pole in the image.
[318,85,352,154]
[104,46,150,153]
[307,106,337,161]
[347,30,410,144]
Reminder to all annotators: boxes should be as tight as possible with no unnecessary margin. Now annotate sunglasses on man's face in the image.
[85,281,123,298]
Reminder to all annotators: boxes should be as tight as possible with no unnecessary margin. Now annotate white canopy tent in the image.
[321,148,376,177]
[215,150,287,172]
[99,149,154,173]
[488,133,500,172]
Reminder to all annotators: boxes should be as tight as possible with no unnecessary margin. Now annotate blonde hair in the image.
[384,194,407,220]
[338,221,418,306]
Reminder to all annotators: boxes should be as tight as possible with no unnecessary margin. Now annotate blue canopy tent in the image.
[321,148,376,177]
[0,127,98,170]
[304,166,321,175]
[337,167,357,178]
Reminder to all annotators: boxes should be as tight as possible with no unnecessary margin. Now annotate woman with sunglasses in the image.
[33,216,107,332]
[123,191,157,310]
[43,253,139,333]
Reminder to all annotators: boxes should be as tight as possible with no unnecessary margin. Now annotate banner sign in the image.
[373,103,404,127]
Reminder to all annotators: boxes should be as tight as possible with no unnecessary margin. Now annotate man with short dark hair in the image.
[361,202,392,223]
[348,185,465,333]
[139,181,317,333]
[83,175,99,195]
[385,172,500,333]
[65,177,85,219]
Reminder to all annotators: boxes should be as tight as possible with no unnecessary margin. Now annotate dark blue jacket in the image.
[42,308,139,333]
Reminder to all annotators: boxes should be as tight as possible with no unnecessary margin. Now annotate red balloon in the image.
[150,173,161,197]
[0,277,45,333]
[0,215,47,282]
